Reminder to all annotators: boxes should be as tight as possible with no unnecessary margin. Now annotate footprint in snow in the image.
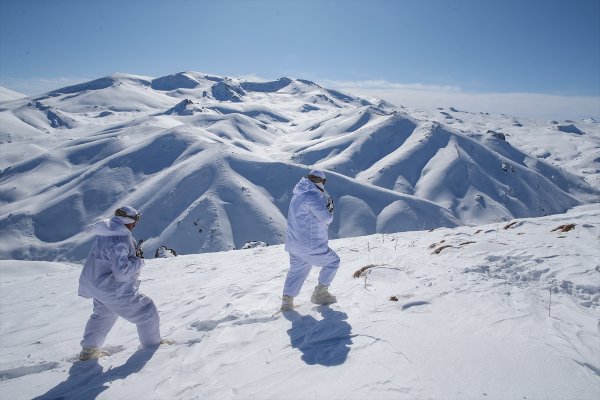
[64,345,126,362]
[190,313,276,332]
[0,362,60,381]
[401,301,430,310]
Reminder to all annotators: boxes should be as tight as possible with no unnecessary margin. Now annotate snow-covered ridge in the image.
[0,71,598,261]
[1,206,598,399]
[0,86,27,102]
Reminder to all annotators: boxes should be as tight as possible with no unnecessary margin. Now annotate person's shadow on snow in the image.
[284,306,352,366]
[33,346,157,400]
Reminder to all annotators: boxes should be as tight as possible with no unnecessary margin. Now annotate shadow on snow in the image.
[33,346,157,400]
[284,306,352,366]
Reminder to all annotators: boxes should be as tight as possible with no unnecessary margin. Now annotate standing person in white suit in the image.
[281,170,339,311]
[78,206,163,360]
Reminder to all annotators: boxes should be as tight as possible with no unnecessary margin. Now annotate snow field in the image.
[1,205,598,399]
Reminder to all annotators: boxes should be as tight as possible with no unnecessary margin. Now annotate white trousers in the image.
[81,294,161,349]
[283,248,340,297]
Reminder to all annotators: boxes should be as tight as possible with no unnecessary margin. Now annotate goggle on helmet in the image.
[115,207,141,222]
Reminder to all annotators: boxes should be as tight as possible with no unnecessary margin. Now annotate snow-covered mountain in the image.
[1,205,598,399]
[0,72,598,261]
[0,72,598,399]
[0,86,27,102]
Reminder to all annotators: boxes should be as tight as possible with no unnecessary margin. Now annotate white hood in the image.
[89,217,131,237]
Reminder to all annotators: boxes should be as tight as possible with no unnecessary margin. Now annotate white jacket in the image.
[285,177,333,255]
[79,217,144,299]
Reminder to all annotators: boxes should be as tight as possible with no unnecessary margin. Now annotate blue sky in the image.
[1,0,599,119]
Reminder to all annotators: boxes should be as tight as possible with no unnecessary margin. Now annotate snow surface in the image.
[0,205,598,399]
[0,72,598,261]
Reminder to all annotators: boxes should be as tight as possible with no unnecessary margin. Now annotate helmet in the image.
[115,205,141,224]
[308,169,326,184]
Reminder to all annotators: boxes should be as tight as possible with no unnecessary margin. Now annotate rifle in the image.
[135,238,145,259]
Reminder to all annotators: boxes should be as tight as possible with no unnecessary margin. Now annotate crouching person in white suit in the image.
[78,206,162,360]
[281,170,340,311]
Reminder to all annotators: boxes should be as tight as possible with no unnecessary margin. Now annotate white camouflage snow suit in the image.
[79,217,160,349]
[283,177,340,297]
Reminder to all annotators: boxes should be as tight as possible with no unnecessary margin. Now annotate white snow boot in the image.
[311,284,337,305]
[281,295,294,311]
[79,347,109,361]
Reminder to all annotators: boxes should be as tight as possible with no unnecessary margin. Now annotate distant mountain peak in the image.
[163,99,207,116]
[152,72,201,91]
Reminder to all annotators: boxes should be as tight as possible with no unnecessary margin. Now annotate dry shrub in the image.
[353,264,376,278]
[551,223,576,232]
[434,245,453,254]
[503,221,519,230]
[429,239,445,249]
[390,296,399,302]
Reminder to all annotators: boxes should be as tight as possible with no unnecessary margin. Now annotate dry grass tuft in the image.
[429,239,445,249]
[551,223,576,232]
[503,221,519,230]
[353,264,376,278]
[434,245,453,254]
[389,296,399,302]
